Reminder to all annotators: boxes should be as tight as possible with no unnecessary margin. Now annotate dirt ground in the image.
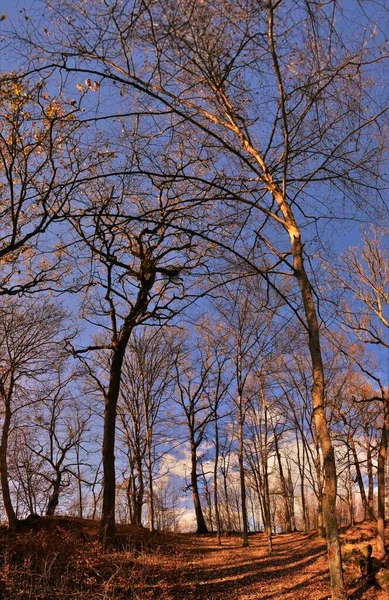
[134,529,386,600]
[0,518,387,599]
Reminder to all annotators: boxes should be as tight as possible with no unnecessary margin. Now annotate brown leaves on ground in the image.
[0,517,387,600]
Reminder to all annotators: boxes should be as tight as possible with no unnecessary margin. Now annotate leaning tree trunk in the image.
[291,231,346,599]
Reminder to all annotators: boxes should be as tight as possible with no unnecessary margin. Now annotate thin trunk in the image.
[134,452,144,524]
[346,446,354,527]
[144,399,154,533]
[314,439,325,537]
[76,444,83,519]
[273,429,291,532]
[214,414,222,545]
[202,468,213,532]
[127,469,135,524]
[340,415,369,522]
[365,428,375,521]
[261,390,272,552]
[222,463,232,532]
[238,383,249,547]
[291,239,345,597]
[296,430,308,531]
[348,432,367,522]
[146,440,154,532]
[376,397,389,559]
[286,460,296,531]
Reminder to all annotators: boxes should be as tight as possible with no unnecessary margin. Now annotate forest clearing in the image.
[0,517,388,599]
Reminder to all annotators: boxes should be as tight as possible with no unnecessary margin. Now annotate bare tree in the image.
[70,172,203,544]
[332,227,389,557]
[0,297,69,529]
[25,370,90,517]
[117,328,174,530]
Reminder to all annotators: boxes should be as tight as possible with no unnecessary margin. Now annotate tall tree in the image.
[71,173,203,544]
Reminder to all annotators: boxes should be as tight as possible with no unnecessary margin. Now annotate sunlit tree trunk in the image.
[376,397,389,559]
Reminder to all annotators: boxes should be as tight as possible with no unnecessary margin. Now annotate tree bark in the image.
[0,387,17,530]
[291,237,345,599]
[376,396,389,559]
[46,471,61,516]
[190,438,208,534]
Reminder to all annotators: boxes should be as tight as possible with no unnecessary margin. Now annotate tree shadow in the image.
[348,580,377,600]
[141,535,330,599]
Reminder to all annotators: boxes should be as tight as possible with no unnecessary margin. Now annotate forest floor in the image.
[0,518,388,600]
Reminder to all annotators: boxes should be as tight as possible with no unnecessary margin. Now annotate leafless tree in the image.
[0,297,70,529]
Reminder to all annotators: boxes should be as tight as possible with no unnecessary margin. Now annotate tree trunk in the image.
[347,431,368,522]
[376,396,389,559]
[134,452,144,524]
[214,413,222,545]
[46,472,61,516]
[365,428,375,521]
[76,444,83,519]
[291,238,345,598]
[190,439,208,534]
[238,382,249,547]
[100,343,126,545]
[144,406,154,532]
[0,391,17,530]
[260,383,272,551]
[99,275,155,545]
[222,462,232,532]
[296,430,308,531]
[146,441,154,532]
[274,429,292,532]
